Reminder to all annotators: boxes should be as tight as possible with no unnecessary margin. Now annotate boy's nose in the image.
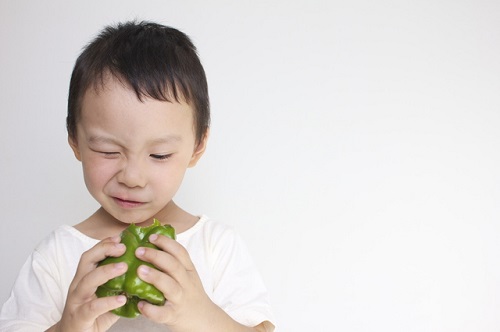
[117,159,147,188]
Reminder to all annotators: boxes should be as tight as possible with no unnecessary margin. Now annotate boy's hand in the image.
[135,234,241,332]
[54,236,128,332]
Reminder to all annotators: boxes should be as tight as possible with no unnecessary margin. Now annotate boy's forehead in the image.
[79,76,196,128]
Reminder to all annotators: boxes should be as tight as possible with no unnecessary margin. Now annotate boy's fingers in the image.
[73,239,125,284]
[80,295,127,322]
[135,245,190,285]
[137,264,183,302]
[73,262,128,299]
[84,237,125,266]
[138,300,172,324]
[147,234,196,271]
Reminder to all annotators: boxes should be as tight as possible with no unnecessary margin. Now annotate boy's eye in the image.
[150,154,172,160]
[101,152,120,158]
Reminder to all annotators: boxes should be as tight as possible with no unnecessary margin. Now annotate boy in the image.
[0,21,275,331]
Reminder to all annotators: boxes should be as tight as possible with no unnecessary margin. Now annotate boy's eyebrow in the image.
[87,135,182,145]
[87,135,119,145]
[150,135,183,144]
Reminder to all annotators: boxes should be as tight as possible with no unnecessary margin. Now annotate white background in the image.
[1,0,499,331]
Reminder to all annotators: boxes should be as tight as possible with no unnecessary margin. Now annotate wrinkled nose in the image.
[117,158,147,188]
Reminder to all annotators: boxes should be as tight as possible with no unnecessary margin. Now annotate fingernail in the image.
[136,247,145,257]
[149,234,158,242]
[111,235,121,242]
[138,265,150,275]
[115,243,125,250]
[117,295,127,303]
[114,262,127,270]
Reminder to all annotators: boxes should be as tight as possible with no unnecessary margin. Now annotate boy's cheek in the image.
[82,161,114,186]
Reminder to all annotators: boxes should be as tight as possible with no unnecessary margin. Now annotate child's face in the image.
[69,76,206,225]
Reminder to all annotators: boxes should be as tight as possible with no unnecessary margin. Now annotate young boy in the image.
[0,21,274,332]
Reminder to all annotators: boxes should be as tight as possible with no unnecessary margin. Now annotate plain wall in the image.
[1,0,499,331]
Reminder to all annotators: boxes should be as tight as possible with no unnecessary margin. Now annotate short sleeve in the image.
[0,250,64,331]
[210,226,275,327]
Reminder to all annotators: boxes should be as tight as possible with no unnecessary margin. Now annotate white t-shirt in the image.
[0,216,274,331]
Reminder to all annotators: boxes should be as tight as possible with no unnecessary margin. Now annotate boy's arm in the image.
[45,322,277,332]
[1,239,123,332]
[43,236,128,332]
[135,233,275,331]
[254,321,275,332]
[139,291,274,332]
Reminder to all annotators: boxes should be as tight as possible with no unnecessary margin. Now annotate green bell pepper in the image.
[95,218,176,318]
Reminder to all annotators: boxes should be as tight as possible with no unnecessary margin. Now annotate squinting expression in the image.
[69,76,206,224]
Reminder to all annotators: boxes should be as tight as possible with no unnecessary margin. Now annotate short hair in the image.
[67,21,210,144]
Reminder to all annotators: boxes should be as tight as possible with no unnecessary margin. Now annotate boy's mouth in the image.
[113,197,144,208]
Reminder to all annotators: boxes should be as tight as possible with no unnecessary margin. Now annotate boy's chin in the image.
[101,208,153,226]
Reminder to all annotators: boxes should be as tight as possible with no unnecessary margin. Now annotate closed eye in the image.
[101,151,120,158]
[150,154,172,160]
[90,148,120,158]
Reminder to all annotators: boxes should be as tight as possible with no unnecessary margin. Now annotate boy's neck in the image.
[74,201,199,240]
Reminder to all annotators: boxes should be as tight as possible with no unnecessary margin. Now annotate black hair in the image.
[67,20,210,144]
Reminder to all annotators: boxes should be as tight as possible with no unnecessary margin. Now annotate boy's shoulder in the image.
[178,215,253,264]
[33,225,98,263]
[178,215,240,243]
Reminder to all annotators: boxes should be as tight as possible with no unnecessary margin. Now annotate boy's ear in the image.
[188,128,209,168]
[68,135,82,161]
